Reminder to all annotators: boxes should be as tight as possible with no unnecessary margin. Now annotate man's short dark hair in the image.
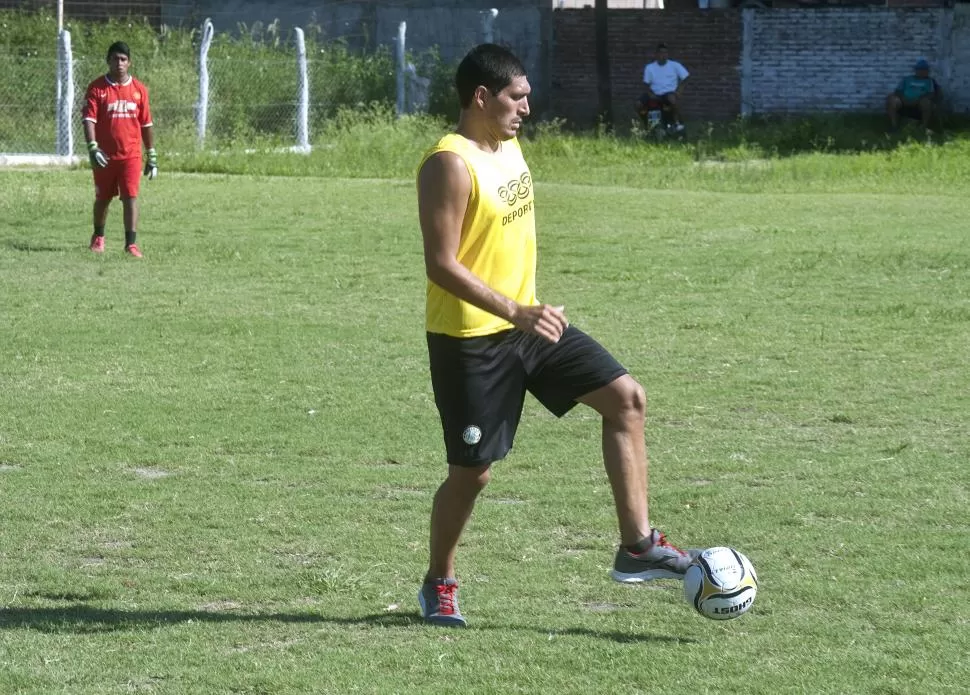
[657,42,668,51]
[455,43,527,109]
[107,41,130,60]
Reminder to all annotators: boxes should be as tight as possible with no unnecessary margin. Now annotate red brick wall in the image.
[550,9,742,126]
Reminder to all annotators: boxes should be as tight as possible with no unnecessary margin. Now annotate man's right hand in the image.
[511,303,569,343]
[87,141,108,169]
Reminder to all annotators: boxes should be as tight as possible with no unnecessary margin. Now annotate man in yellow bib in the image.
[417,44,695,627]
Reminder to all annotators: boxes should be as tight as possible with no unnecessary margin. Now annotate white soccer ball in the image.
[684,546,758,620]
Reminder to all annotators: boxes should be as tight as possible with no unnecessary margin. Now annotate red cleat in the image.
[89,234,105,253]
[125,244,143,258]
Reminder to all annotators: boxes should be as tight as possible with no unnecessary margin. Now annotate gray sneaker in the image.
[611,529,695,583]
[418,577,467,627]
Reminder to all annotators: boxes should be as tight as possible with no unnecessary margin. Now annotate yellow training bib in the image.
[421,134,537,338]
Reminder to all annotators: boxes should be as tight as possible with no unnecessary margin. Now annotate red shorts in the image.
[93,157,142,201]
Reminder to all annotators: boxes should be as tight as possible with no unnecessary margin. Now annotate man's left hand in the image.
[144,148,158,180]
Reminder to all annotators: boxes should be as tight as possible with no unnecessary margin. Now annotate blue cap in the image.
[914,58,930,71]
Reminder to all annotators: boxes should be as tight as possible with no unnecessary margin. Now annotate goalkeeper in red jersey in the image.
[82,41,157,258]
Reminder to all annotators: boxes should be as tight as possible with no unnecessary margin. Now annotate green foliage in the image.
[410,47,460,123]
[0,8,454,153]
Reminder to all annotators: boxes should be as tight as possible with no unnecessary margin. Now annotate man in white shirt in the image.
[639,43,689,132]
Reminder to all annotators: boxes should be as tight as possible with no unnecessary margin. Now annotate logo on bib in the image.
[497,172,532,207]
[462,426,482,446]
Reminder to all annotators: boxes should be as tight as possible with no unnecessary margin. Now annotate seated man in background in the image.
[886,58,942,132]
[639,42,689,132]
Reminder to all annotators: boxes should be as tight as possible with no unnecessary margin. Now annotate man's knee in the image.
[446,463,491,495]
[604,375,647,424]
[887,93,901,110]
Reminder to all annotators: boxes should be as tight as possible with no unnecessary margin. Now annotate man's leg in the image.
[577,374,650,545]
[121,198,142,256]
[578,374,693,582]
[93,199,111,227]
[427,463,491,580]
[122,197,138,244]
[90,198,110,252]
[918,95,934,129]
[665,93,683,127]
[887,93,902,130]
[420,462,491,626]
[119,158,143,255]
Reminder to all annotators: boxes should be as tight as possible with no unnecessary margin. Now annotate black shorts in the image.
[427,325,628,467]
[638,92,675,112]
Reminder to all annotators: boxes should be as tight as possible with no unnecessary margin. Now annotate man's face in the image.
[656,48,669,65]
[484,75,531,140]
[915,68,930,79]
[107,52,130,81]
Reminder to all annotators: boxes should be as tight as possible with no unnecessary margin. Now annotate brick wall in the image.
[550,9,742,127]
[744,8,948,113]
[548,6,970,124]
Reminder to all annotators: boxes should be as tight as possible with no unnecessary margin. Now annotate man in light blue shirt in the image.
[639,43,689,132]
[886,58,942,132]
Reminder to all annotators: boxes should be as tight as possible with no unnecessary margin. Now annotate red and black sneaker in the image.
[418,577,467,627]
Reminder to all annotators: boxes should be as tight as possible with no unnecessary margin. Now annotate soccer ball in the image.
[684,546,758,620]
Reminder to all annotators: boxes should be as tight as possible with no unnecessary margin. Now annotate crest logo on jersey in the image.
[497,172,532,207]
[107,100,138,114]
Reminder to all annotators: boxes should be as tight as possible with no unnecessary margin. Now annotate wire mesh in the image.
[1,1,536,155]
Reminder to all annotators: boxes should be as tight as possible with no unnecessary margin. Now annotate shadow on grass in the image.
[5,240,63,252]
[687,113,970,158]
[563,112,970,158]
[0,603,697,644]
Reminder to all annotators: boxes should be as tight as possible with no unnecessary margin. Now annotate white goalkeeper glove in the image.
[87,141,108,168]
[143,148,158,180]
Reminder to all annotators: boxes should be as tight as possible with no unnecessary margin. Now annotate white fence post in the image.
[396,21,406,117]
[55,29,73,157]
[483,9,498,44]
[294,27,310,153]
[197,18,214,148]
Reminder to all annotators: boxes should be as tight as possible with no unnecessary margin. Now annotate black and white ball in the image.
[684,546,758,620]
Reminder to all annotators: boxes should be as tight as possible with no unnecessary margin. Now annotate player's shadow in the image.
[5,240,63,252]
[0,600,696,645]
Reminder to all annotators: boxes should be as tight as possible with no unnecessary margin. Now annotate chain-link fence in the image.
[0,3,536,161]
[0,53,58,154]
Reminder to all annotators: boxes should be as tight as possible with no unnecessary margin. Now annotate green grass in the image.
[0,145,968,694]
[148,109,970,198]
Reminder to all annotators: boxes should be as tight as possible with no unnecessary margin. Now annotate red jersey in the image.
[82,75,153,160]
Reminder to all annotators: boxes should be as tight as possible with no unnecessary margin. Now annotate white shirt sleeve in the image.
[643,64,652,85]
[675,61,690,80]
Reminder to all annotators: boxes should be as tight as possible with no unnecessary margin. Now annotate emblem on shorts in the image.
[462,425,482,446]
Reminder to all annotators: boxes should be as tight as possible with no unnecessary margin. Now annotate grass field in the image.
[1,137,968,694]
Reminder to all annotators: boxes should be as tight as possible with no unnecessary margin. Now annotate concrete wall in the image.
[375,5,544,83]
[158,0,548,107]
